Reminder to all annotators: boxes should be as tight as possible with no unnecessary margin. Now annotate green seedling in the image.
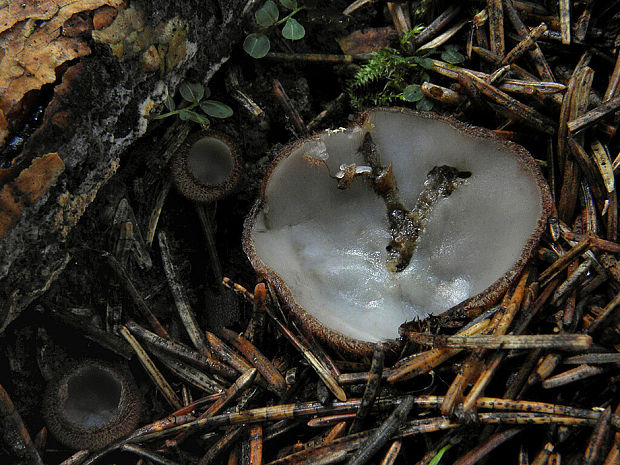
[244,0,306,58]
[428,444,452,465]
[152,82,233,128]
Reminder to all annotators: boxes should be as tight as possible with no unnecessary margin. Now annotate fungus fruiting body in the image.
[171,131,241,203]
[43,360,141,450]
[170,130,242,331]
[244,108,551,355]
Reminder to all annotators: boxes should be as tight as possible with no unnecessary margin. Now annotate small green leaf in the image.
[165,89,175,111]
[441,48,465,64]
[282,18,305,40]
[255,0,279,27]
[428,444,452,465]
[416,96,433,111]
[413,56,435,70]
[279,0,297,9]
[179,82,205,103]
[179,109,210,126]
[402,84,423,102]
[200,100,234,118]
[243,33,271,58]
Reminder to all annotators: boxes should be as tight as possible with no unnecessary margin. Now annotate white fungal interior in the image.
[251,110,543,342]
[188,137,233,185]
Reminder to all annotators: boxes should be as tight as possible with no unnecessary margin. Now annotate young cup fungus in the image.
[171,130,243,331]
[244,108,551,356]
[42,360,141,450]
[171,131,241,203]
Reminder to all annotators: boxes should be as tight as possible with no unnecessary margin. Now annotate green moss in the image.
[348,48,416,108]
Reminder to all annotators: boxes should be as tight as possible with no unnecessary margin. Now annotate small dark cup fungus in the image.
[171,130,242,330]
[171,131,241,203]
[43,360,141,450]
[243,108,551,357]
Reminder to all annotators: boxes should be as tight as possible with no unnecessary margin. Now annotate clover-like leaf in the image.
[179,109,210,126]
[165,89,175,111]
[413,56,435,70]
[280,0,297,9]
[441,48,465,64]
[243,33,271,58]
[416,96,433,111]
[282,18,305,40]
[200,100,234,118]
[255,0,279,27]
[179,82,205,103]
[402,84,423,102]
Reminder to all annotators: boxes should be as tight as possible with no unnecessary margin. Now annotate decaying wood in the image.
[452,428,524,465]
[221,328,287,394]
[159,230,212,357]
[417,20,468,52]
[349,342,384,434]
[127,320,238,380]
[500,22,547,67]
[487,0,505,57]
[559,0,571,44]
[541,364,605,389]
[0,0,248,330]
[414,5,461,48]
[390,318,490,382]
[0,0,125,142]
[504,0,554,80]
[150,347,226,394]
[121,325,183,410]
[0,383,43,465]
[404,333,592,351]
[268,310,347,401]
[458,70,556,134]
[347,396,415,465]
[567,96,620,134]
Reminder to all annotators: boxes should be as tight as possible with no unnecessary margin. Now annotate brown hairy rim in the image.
[243,107,552,358]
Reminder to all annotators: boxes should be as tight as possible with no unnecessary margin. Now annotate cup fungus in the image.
[171,131,241,204]
[244,108,551,355]
[170,130,243,331]
[42,360,141,450]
